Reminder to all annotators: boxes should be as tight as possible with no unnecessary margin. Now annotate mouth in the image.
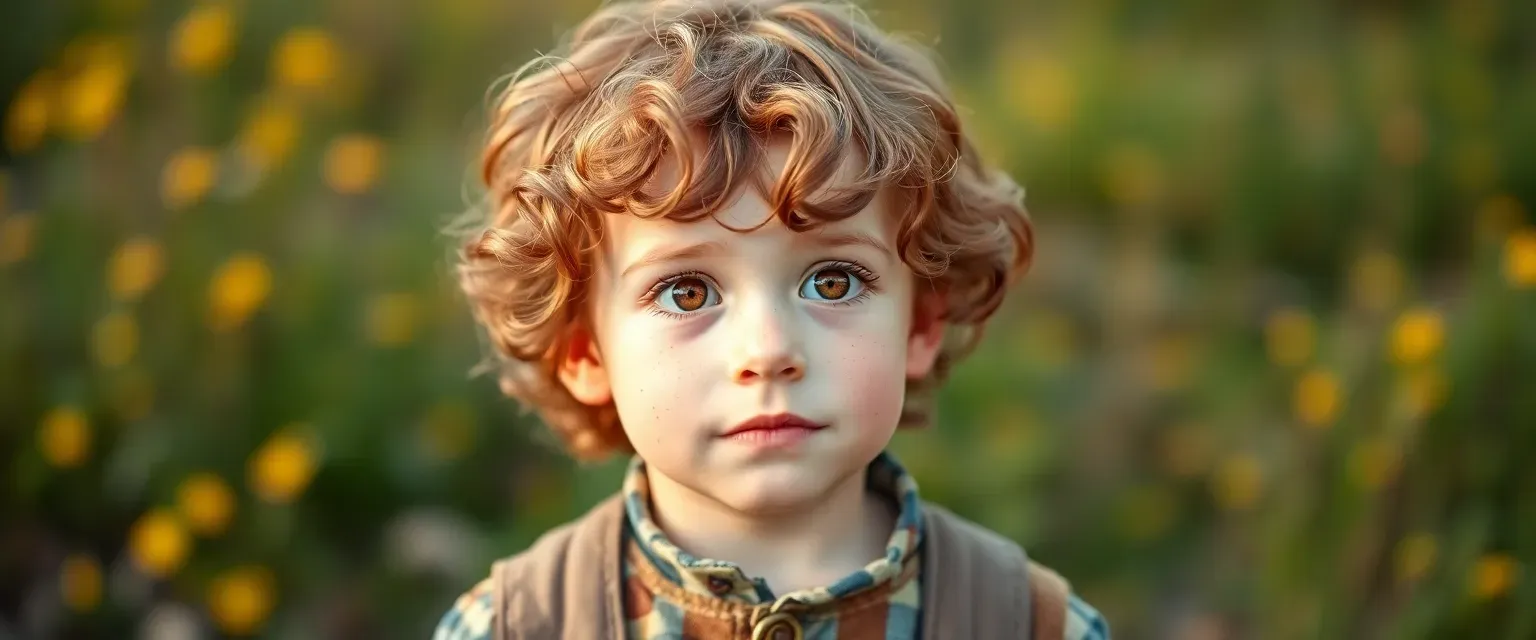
[719,413,828,438]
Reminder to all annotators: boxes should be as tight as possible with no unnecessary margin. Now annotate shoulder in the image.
[921,501,1111,640]
[494,507,592,588]
[1027,560,1112,640]
[920,500,1028,563]
[432,495,625,639]
[1064,593,1111,640]
[432,576,495,640]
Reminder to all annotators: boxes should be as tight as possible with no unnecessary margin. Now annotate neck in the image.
[645,466,894,594]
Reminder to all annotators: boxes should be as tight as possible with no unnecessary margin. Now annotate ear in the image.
[905,285,947,378]
[556,324,613,406]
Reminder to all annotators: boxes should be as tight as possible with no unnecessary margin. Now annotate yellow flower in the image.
[323,134,385,194]
[1395,533,1436,583]
[1265,308,1315,367]
[5,70,53,153]
[1347,437,1401,491]
[58,45,130,141]
[1294,368,1341,428]
[59,554,103,612]
[1100,143,1165,209]
[1348,249,1404,312]
[169,3,235,75]
[421,401,476,462]
[1212,453,1263,511]
[177,473,235,537]
[1470,553,1521,600]
[107,236,165,301]
[208,252,272,331]
[207,565,276,636]
[365,292,418,346]
[237,97,301,171]
[1389,308,1444,366]
[39,406,91,468]
[271,28,337,90]
[128,509,190,578]
[248,426,319,504]
[1,212,38,266]
[161,147,219,210]
[92,311,138,368]
[1506,227,1536,289]
[998,46,1076,132]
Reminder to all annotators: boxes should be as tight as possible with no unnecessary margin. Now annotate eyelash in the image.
[639,270,710,319]
[818,261,881,297]
[639,261,881,319]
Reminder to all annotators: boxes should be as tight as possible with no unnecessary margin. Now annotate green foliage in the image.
[2,0,1534,637]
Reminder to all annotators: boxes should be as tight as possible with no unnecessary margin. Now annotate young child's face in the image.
[560,137,944,514]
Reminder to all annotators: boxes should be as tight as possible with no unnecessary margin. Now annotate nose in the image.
[730,300,807,385]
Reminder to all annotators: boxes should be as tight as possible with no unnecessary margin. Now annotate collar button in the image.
[751,612,802,640]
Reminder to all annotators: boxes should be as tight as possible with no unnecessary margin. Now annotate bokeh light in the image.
[2,0,1533,637]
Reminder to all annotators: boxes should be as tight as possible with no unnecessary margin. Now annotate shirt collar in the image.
[621,451,925,606]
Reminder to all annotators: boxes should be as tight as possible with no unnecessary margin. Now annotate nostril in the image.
[734,356,806,383]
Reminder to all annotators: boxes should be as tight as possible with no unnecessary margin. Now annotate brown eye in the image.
[809,269,851,300]
[813,270,851,299]
[667,277,712,312]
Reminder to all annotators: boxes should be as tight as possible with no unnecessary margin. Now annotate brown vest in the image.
[489,495,1070,639]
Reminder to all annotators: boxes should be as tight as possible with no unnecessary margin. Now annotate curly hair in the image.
[456,0,1033,461]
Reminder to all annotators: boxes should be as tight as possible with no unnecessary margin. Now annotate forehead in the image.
[602,183,897,256]
[604,131,900,249]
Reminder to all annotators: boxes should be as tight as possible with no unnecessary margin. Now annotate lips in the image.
[720,413,826,437]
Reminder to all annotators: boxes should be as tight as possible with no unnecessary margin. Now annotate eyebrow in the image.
[807,231,894,259]
[618,231,894,278]
[621,240,728,278]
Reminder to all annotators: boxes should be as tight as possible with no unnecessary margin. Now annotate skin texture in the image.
[557,136,946,592]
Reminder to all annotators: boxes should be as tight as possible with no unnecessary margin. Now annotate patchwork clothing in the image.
[434,453,1110,639]
[618,452,924,638]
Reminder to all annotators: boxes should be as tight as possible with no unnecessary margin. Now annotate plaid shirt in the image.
[434,453,1110,639]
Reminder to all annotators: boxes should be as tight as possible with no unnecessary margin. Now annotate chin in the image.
[707,462,853,515]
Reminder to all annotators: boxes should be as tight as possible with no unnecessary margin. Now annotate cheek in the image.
[602,317,706,438]
[843,367,906,433]
[818,313,910,432]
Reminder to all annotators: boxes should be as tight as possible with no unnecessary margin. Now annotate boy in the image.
[437,0,1110,637]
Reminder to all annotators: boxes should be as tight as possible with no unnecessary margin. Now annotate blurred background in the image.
[2,0,1534,637]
